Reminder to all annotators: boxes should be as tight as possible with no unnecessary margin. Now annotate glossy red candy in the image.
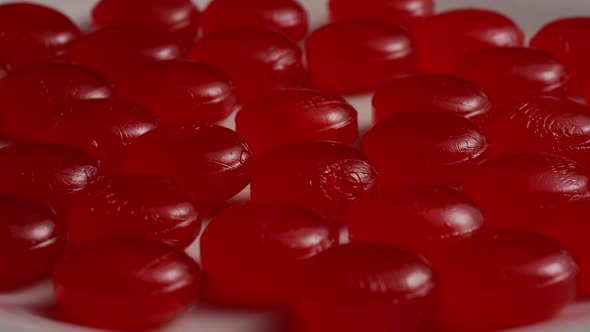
[305,20,415,93]
[293,244,436,332]
[436,230,577,332]
[201,201,338,307]
[361,111,487,186]
[124,60,236,125]
[0,3,81,69]
[372,73,492,124]
[0,195,65,289]
[328,0,434,30]
[414,9,524,73]
[66,175,201,248]
[457,47,569,106]
[187,28,304,103]
[250,141,378,224]
[53,239,201,330]
[349,184,485,263]
[125,124,252,214]
[92,0,200,46]
[236,88,358,155]
[463,152,590,230]
[201,0,308,41]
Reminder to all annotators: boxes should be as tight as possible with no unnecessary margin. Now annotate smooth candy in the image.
[328,0,434,30]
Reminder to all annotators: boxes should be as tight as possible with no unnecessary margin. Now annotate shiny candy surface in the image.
[328,0,434,29]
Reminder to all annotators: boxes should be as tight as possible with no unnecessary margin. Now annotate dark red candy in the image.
[361,111,487,186]
[53,239,201,330]
[187,28,304,103]
[200,201,338,307]
[436,230,577,332]
[66,175,201,248]
[372,73,492,124]
[236,88,358,155]
[305,20,415,93]
[124,60,236,125]
[201,0,308,41]
[250,141,378,225]
[328,0,434,30]
[414,9,524,73]
[125,124,252,214]
[0,195,65,289]
[0,3,81,69]
[293,244,436,332]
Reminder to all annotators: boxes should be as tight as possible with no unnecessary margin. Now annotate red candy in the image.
[372,73,492,124]
[125,124,252,214]
[457,47,569,106]
[201,0,308,41]
[328,0,434,30]
[436,230,578,332]
[187,28,304,103]
[349,184,485,263]
[236,88,358,155]
[124,60,236,125]
[361,111,487,186]
[66,175,201,248]
[414,9,524,73]
[250,141,378,224]
[92,0,200,46]
[200,201,338,307]
[53,239,201,330]
[0,195,65,289]
[305,20,415,93]
[0,3,81,69]
[293,244,436,332]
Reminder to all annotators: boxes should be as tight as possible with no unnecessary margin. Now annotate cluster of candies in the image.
[2,0,590,331]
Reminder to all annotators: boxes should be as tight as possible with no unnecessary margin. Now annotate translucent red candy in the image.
[187,28,304,103]
[436,230,578,332]
[305,20,415,93]
[457,47,569,106]
[53,239,201,330]
[361,111,487,186]
[328,0,434,30]
[124,60,236,125]
[125,124,252,214]
[348,184,485,263]
[200,201,338,307]
[293,244,436,332]
[66,175,201,248]
[250,141,378,224]
[236,88,358,155]
[0,3,81,69]
[92,0,200,46]
[372,73,492,124]
[201,0,308,41]
[0,195,65,289]
[414,9,524,73]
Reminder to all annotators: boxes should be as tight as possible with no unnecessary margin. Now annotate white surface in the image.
[0,0,588,331]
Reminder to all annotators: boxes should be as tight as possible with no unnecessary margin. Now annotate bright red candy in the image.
[361,111,487,186]
[436,230,577,332]
[92,0,200,46]
[328,0,434,30]
[124,60,236,125]
[414,9,524,73]
[0,195,65,289]
[125,124,252,214]
[293,244,436,332]
[201,201,338,307]
[250,141,378,225]
[349,184,485,263]
[66,175,201,248]
[53,239,201,330]
[305,20,415,93]
[187,28,304,103]
[236,88,358,155]
[372,73,492,124]
[0,3,81,69]
[201,0,308,41]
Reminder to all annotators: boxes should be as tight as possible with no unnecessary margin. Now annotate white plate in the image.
[0,0,589,331]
